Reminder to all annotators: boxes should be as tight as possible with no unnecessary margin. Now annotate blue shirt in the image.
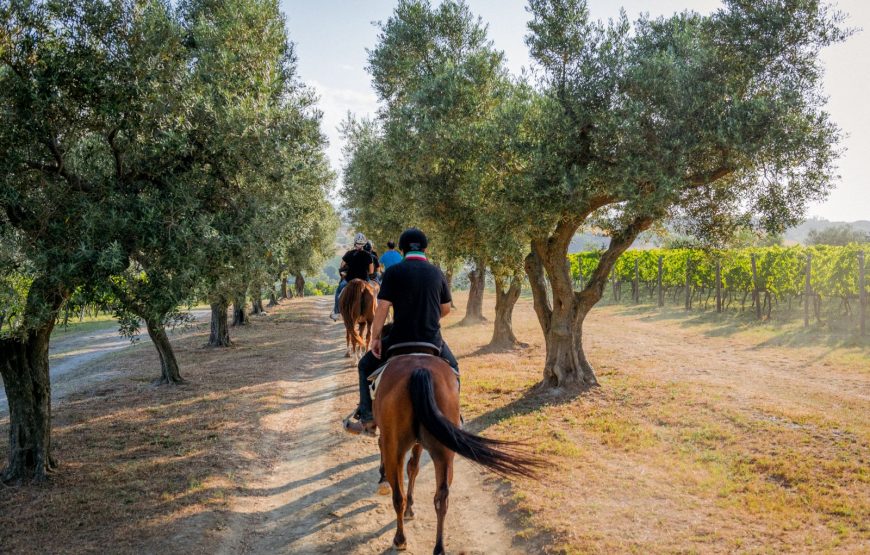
[379,249,402,270]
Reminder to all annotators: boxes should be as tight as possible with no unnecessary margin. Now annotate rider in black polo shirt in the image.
[344,228,459,435]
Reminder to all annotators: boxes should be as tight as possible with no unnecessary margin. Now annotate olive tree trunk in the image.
[232,293,249,326]
[294,274,305,297]
[208,297,231,347]
[445,268,456,308]
[145,317,184,385]
[459,259,486,325]
[0,278,65,483]
[488,274,523,349]
[250,287,264,315]
[279,274,289,299]
[526,214,651,389]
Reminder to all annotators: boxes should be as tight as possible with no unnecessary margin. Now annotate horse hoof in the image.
[392,540,407,551]
[344,352,351,358]
[403,510,415,520]
[377,481,391,496]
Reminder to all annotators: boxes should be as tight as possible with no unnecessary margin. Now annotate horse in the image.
[373,348,540,554]
[338,278,377,361]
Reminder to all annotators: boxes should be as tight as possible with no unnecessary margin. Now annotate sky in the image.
[281,0,870,223]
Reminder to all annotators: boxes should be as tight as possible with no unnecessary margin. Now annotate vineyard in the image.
[570,244,870,332]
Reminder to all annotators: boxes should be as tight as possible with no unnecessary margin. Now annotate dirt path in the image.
[216,297,521,555]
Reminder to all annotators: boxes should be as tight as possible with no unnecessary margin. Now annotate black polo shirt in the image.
[343,249,372,281]
[378,258,451,345]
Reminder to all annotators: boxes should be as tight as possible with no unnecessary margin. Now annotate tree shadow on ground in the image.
[606,302,870,352]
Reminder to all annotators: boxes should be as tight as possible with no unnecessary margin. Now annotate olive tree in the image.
[0,0,195,481]
[519,0,847,387]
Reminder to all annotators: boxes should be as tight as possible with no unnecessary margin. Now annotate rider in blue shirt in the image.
[379,241,402,271]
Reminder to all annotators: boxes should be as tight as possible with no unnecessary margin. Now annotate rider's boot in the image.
[343,418,377,436]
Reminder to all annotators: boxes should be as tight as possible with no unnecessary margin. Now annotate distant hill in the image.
[783,218,870,244]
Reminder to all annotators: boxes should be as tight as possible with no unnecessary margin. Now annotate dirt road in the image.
[214,297,522,554]
[0,309,211,413]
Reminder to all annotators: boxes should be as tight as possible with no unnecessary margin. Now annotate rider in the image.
[363,241,381,282]
[379,241,402,271]
[330,232,374,321]
[344,227,459,435]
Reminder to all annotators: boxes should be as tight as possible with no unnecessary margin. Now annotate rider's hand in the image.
[372,338,382,359]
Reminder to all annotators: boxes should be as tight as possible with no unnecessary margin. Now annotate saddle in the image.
[368,341,443,400]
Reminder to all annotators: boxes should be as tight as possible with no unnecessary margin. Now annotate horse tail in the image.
[339,280,366,347]
[408,368,541,478]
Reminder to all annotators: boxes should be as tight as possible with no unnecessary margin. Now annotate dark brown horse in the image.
[338,279,377,361]
[373,352,540,554]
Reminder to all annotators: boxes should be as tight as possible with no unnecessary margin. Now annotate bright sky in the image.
[281,0,869,222]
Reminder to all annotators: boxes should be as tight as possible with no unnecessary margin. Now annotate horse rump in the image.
[407,367,542,479]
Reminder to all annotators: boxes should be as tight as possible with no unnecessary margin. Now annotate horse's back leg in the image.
[384,445,408,550]
[405,442,423,520]
[430,447,453,555]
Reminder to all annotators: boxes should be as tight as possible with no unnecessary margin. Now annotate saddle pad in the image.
[368,361,389,400]
[368,354,451,400]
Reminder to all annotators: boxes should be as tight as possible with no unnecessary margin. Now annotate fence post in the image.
[804,252,812,328]
[657,255,664,307]
[859,250,866,336]
[634,258,640,303]
[685,254,692,310]
[751,253,761,320]
[715,258,722,313]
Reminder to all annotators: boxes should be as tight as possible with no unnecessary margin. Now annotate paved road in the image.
[0,308,211,413]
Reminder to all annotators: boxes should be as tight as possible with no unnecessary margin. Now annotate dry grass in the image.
[1,291,867,554]
[0,303,317,553]
[444,291,870,554]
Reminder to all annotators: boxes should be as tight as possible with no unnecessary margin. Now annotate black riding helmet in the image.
[398,228,428,253]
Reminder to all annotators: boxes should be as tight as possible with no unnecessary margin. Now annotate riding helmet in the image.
[353,232,367,246]
[398,228,428,252]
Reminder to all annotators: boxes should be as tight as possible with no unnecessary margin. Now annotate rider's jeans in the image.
[332,279,347,313]
[355,339,459,421]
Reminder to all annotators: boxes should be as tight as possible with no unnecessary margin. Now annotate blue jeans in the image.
[332,279,347,313]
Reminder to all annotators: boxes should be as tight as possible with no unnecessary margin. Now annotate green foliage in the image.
[0,0,334,332]
[343,0,529,278]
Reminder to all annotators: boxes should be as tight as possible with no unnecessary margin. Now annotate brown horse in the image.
[373,351,540,554]
[338,279,377,361]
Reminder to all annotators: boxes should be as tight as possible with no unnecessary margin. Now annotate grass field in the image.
[449,292,869,554]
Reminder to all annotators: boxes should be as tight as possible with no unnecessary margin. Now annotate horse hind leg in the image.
[385,452,408,550]
[405,442,423,520]
[431,448,453,555]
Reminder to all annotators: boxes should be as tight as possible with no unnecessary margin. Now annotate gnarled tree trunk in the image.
[279,274,289,299]
[232,293,249,326]
[488,274,522,350]
[0,279,65,483]
[526,214,651,389]
[250,287,264,315]
[459,259,486,325]
[208,297,231,347]
[294,274,305,298]
[145,317,184,385]
[445,268,456,308]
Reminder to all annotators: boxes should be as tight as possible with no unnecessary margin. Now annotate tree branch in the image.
[575,214,653,312]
